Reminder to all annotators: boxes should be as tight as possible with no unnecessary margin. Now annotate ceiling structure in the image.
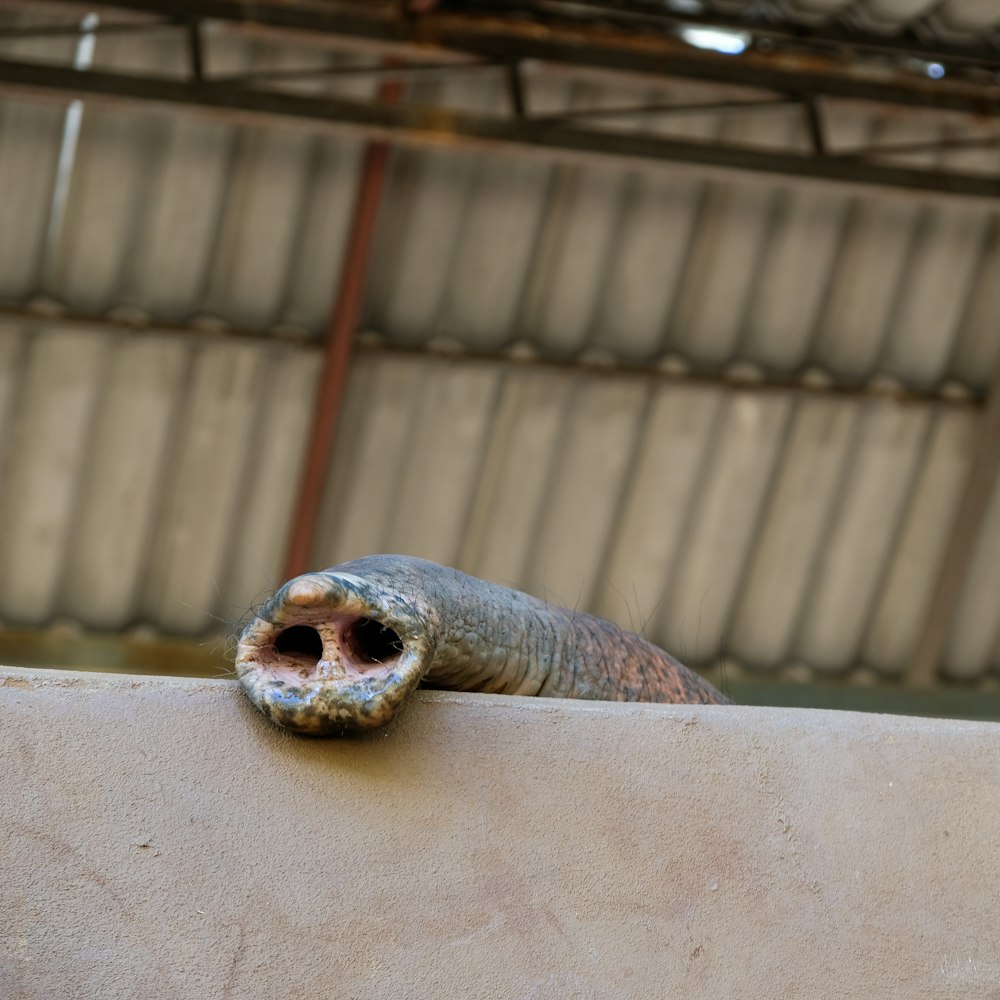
[1,1,1000,715]
[5,1,1000,196]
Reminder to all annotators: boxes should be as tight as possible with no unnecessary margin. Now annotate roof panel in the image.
[0,327,27,462]
[125,114,237,320]
[935,0,1000,31]
[879,201,989,389]
[668,181,778,366]
[315,353,427,564]
[369,145,482,342]
[859,0,939,25]
[459,368,577,586]
[728,396,861,669]
[943,469,1000,678]
[0,99,64,298]
[667,110,802,366]
[49,26,190,311]
[55,105,178,311]
[658,392,791,663]
[61,335,190,628]
[141,342,265,634]
[951,222,1000,387]
[742,187,845,372]
[283,134,366,331]
[520,164,628,354]
[795,402,931,671]
[728,0,1000,36]
[812,196,921,381]
[220,346,319,618]
[365,71,512,343]
[381,361,502,565]
[439,156,551,348]
[521,377,650,609]
[593,168,706,362]
[0,327,108,625]
[317,355,505,571]
[199,128,318,328]
[862,407,975,673]
[594,384,724,636]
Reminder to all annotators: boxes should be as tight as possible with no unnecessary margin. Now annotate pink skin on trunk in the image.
[235,555,730,736]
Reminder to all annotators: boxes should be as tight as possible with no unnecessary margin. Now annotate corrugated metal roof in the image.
[4,13,1000,388]
[315,352,991,680]
[2,321,993,681]
[0,322,320,635]
[696,0,1000,38]
[1,4,999,691]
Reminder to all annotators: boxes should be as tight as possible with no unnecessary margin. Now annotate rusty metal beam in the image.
[2,57,1000,200]
[39,0,1000,118]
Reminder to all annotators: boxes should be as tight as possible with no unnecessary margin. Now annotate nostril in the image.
[274,625,324,661]
[344,618,404,664]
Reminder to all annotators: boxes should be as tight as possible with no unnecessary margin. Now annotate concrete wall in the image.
[2,665,999,999]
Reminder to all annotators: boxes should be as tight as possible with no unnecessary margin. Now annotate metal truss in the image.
[4,1,1000,685]
[0,0,998,200]
[11,0,1000,111]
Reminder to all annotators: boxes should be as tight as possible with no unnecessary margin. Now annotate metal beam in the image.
[0,304,984,410]
[487,0,1000,71]
[2,57,1000,200]
[211,60,496,86]
[41,0,1000,118]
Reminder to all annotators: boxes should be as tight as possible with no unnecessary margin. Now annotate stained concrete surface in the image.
[1,666,999,1000]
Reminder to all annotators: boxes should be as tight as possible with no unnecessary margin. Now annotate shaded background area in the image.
[2,0,1000,717]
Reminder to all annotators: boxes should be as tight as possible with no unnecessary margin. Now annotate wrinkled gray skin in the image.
[236,554,730,736]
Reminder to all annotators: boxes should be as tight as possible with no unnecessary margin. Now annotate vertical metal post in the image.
[187,19,204,81]
[506,60,526,118]
[281,71,403,580]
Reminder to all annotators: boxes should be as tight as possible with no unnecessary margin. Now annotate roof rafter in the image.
[1,55,999,200]
[30,0,1000,118]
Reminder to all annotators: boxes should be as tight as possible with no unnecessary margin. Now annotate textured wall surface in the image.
[2,666,999,999]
